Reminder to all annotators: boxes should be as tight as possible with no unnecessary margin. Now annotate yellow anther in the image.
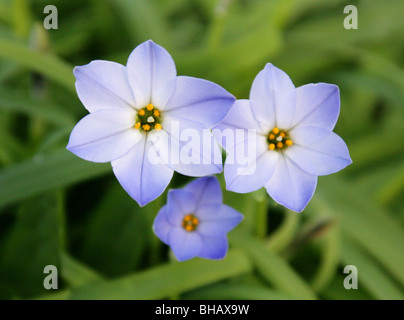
[154,123,162,130]
[269,143,276,150]
[146,104,154,111]
[280,132,286,138]
[185,225,194,232]
[134,122,141,129]
[277,142,284,149]
[153,110,160,117]
[142,124,151,131]
[184,215,192,222]
[192,217,199,225]
[285,140,293,146]
[272,127,279,134]
[138,109,145,116]
[269,134,275,140]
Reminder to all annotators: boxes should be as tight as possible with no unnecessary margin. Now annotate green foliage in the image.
[0,0,403,300]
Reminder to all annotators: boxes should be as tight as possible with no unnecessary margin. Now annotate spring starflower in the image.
[67,40,235,206]
[153,176,243,261]
[215,63,352,212]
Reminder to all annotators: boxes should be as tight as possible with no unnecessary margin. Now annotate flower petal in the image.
[165,76,235,128]
[166,189,197,225]
[213,99,264,150]
[152,205,172,245]
[224,134,279,193]
[73,60,135,113]
[152,116,223,177]
[169,227,203,262]
[198,235,228,260]
[111,138,174,207]
[291,83,340,130]
[250,63,296,130]
[197,204,243,237]
[265,155,318,212]
[126,40,177,108]
[66,109,141,163]
[183,176,223,208]
[286,127,352,176]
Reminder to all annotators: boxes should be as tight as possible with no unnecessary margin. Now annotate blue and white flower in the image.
[214,63,352,212]
[153,176,243,261]
[67,40,235,206]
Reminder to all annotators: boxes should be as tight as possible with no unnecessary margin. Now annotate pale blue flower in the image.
[67,40,235,206]
[214,63,352,212]
[153,176,243,261]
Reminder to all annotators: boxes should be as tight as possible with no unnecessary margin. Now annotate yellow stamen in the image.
[146,104,154,111]
[142,124,151,131]
[192,217,199,225]
[134,122,141,129]
[269,143,275,150]
[269,134,275,140]
[154,123,162,130]
[272,127,279,134]
[277,142,284,149]
[285,140,293,146]
[184,215,192,222]
[185,225,193,232]
[280,132,286,138]
[153,110,160,117]
[138,109,145,116]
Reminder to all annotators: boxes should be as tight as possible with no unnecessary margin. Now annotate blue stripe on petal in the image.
[291,83,340,130]
[165,76,235,128]
[66,109,141,163]
[111,138,174,207]
[74,60,135,113]
[286,129,352,176]
[183,176,223,208]
[250,63,296,131]
[198,235,228,260]
[166,189,197,225]
[126,40,177,108]
[197,204,243,237]
[265,155,318,212]
[224,134,278,193]
[169,228,203,262]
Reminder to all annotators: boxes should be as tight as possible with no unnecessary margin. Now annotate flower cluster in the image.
[67,40,352,261]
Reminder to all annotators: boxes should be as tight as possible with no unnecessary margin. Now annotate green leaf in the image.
[60,253,104,288]
[0,149,110,210]
[59,250,252,299]
[342,235,404,300]
[184,283,293,300]
[0,88,75,127]
[313,176,404,288]
[230,231,317,300]
[78,184,149,277]
[0,37,75,93]
[0,192,62,298]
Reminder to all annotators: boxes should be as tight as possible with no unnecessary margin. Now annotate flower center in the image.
[182,214,199,232]
[267,127,293,151]
[134,104,162,132]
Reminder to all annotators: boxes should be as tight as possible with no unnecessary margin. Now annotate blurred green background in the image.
[0,0,404,300]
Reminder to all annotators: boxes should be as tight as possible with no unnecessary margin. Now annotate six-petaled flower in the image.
[153,176,243,261]
[67,40,235,206]
[214,63,352,212]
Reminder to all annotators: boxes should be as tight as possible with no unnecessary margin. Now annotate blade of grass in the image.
[0,149,110,210]
[48,249,252,299]
[0,37,75,92]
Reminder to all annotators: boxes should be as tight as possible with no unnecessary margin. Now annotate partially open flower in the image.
[153,176,243,261]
